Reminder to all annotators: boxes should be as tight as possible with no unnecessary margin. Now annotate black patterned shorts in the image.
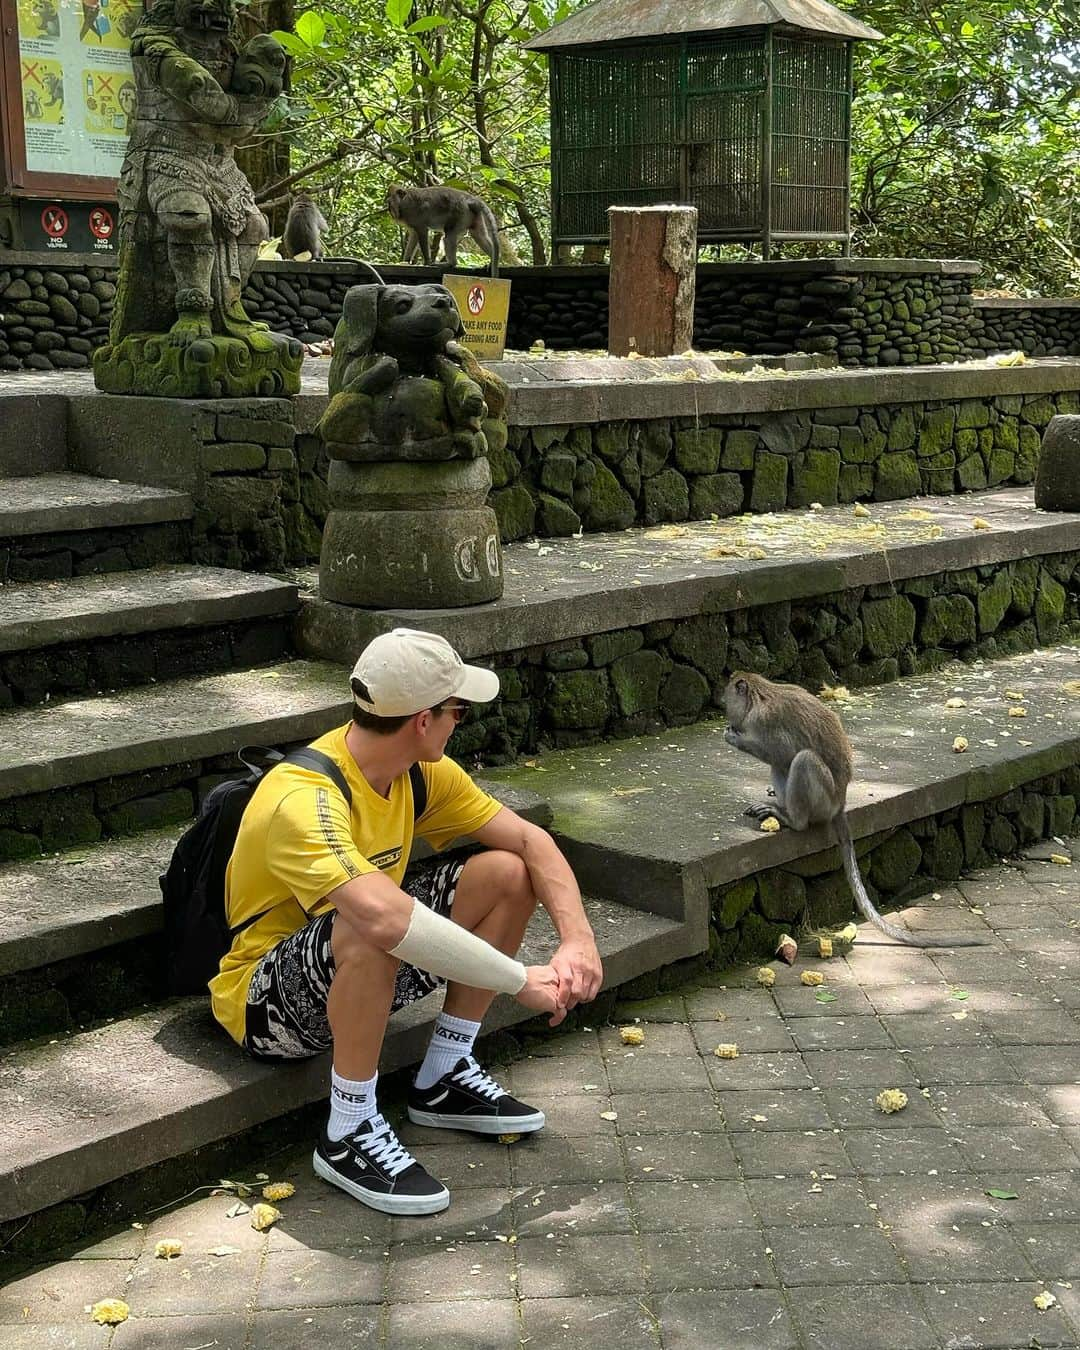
[242,855,466,1061]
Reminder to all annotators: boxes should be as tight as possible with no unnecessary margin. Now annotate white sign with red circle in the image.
[467,284,486,315]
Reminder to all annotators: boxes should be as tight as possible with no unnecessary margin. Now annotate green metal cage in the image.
[548,30,854,257]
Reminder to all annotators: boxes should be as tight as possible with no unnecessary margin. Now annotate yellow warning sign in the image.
[442,274,511,361]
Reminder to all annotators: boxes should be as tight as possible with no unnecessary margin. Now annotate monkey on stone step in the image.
[282,193,330,261]
[386,184,500,277]
[722,672,986,947]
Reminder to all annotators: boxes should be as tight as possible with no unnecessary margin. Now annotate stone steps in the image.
[0,565,299,706]
[481,642,1080,945]
[298,486,1080,761]
[0,895,691,1224]
[0,473,192,582]
[0,660,352,864]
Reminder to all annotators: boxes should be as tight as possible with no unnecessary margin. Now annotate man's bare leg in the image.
[408,850,545,1134]
[327,919,399,1080]
[443,848,537,1021]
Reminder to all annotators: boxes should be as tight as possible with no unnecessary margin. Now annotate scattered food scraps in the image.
[953,736,969,753]
[801,971,825,987]
[249,1203,281,1232]
[972,517,991,530]
[776,934,798,965]
[819,685,851,702]
[852,504,872,518]
[756,967,776,987]
[598,1111,618,1122]
[945,697,967,709]
[1004,690,1025,701]
[836,923,858,944]
[876,1089,909,1114]
[499,1133,523,1143]
[1034,1291,1058,1310]
[90,1300,129,1326]
[1051,854,1072,866]
[714,1043,739,1059]
[1008,706,1027,718]
[986,1188,1019,1200]
[759,816,781,832]
[818,937,834,959]
[153,1240,183,1260]
[262,1182,295,1202]
[619,1025,645,1046]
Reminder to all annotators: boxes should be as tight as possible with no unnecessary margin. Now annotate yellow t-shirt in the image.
[208,723,503,1044]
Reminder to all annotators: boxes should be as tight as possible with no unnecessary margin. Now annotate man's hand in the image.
[550,936,603,1012]
[515,964,570,1027]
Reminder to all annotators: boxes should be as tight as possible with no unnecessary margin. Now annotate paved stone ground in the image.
[3,848,1079,1350]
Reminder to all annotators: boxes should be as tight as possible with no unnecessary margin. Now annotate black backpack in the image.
[160,746,427,996]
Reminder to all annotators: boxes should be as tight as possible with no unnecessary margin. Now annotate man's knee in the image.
[483,849,536,913]
[330,914,400,973]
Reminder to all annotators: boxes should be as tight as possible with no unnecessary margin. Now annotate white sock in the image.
[327,1068,379,1141]
[414,1012,482,1090]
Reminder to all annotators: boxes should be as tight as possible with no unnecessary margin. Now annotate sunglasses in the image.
[438,701,469,723]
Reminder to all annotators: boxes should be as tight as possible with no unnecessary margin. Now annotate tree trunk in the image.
[607,206,697,358]
[235,0,294,237]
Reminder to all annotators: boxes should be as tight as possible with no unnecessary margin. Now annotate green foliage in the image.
[270,0,1079,292]
[847,0,1079,294]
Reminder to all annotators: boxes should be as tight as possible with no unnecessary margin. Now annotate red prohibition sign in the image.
[467,284,486,315]
[41,205,68,237]
[89,207,114,239]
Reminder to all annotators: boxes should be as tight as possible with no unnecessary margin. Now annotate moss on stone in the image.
[873,452,921,501]
[539,451,577,496]
[1035,572,1066,641]
[660,664,710,722]
[722,429,758,470]
[919,594,976,648]
[689,472,744,520]
[956,453,988,491]
[640,422,672,477]
[977,569,1012,634]
[886,406,918,451]
[917,407,956,457]
[587,629,644,667]
[790,450,841,508]
[537,491,581,537]
[669,613,729,683]
[531,425,570,453]
[861,595,916,658]
[868,827,922,892]
[491,483,536,541]
[1015,425,1040,484]
[715,878,757,930]
[757,869,806,923]
[584,463,636,531]
[674,428,723,474]
[594,422,630,464]
[838,463,874,502]
[546,668,610,729]
[749,451,788,513]
[1021,397,1056,427]
[643,468,690,525]
[610,649,665,716]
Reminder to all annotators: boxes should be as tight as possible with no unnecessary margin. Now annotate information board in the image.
[18,195,116,249]
[14,0,138,181]
[441,274,511,361]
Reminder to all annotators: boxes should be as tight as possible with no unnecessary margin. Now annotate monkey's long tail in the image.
[833,814,987,947]
[482,205,500,279]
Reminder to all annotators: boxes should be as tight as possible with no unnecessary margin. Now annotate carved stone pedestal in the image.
[1035,416,1080,511]
[93,332,303,399]
[320,459,501,608]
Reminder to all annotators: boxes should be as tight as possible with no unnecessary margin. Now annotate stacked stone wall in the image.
[483,390,1080,543]
[6,255,1079,373]
[412,551,1079,764]
[971,302,1080,358]
[702,768,1080,974]
[0,520,188,584]
[0,261,113,372]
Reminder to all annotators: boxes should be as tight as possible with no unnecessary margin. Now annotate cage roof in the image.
[523,0,883,51]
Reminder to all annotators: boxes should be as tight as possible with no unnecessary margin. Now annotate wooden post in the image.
[607,205,698,357]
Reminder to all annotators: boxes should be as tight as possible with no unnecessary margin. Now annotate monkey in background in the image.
[386,184,500,277]
[722,672,986,948]
[283,194,329,261]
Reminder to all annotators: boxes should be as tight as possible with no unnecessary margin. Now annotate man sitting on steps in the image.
[209,627,603,1216]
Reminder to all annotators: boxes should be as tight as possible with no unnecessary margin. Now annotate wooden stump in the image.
[607,205,698,357]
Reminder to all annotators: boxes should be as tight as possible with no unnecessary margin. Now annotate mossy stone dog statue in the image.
[316,282,507,608]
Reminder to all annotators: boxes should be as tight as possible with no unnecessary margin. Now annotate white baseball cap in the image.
[351,628,500,717]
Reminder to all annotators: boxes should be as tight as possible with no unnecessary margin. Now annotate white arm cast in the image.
[388,899,527,995]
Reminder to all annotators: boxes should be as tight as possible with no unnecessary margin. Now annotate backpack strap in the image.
[409,761,427,820]
[283,747,353,806]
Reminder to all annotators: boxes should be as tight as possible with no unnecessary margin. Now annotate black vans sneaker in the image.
[407,1056,546,1135]
[313,1114,450,1215]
